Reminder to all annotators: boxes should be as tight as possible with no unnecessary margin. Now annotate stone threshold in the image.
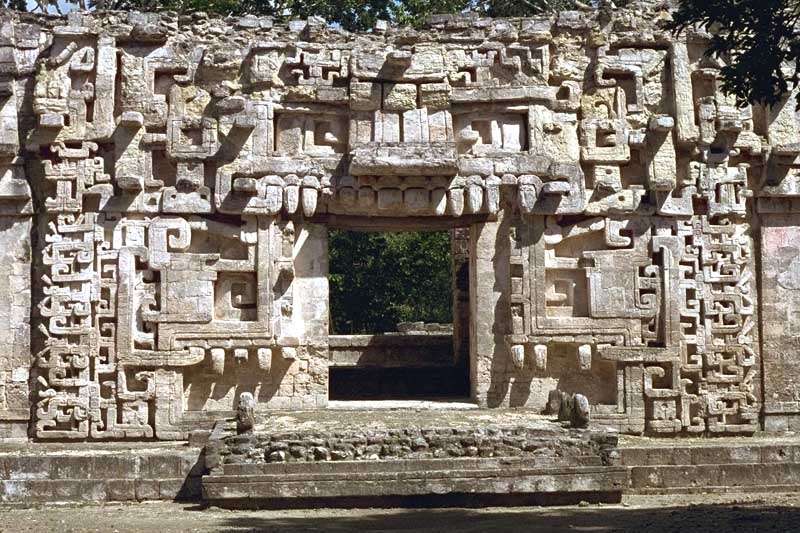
[326,399,479,410]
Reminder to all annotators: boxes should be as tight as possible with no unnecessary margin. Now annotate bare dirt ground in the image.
[1,493,798,532]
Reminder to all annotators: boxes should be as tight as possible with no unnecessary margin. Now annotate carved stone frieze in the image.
[0,3,796,439]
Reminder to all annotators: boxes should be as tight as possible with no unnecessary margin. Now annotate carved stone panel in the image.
[507,214,758,435]
[0,4,795,440]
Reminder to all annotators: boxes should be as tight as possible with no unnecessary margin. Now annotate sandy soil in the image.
[1,493,798,532]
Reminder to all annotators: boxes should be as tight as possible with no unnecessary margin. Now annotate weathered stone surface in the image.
[0,0,793,446]
[328,333,454,368]
[236,393,256,435]
[551,391,591,429]
[0,443,203,503]
[214,424,616,465]
[203,458,627,504]
[203,410,624,504]
[622,438,800,494]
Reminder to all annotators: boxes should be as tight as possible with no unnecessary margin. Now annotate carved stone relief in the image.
[0,4,795,438]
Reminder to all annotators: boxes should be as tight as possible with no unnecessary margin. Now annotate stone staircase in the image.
[0,443,204,504]
[202,414,627,507]
[622,437,800,494]
[5,429,800,506]
[203,457,627,506]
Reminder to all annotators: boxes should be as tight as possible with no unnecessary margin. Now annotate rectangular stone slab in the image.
[203,460,626,503]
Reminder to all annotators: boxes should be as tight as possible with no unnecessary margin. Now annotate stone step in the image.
[0,478,195,503]
[621,439,800,494]
[202,419,624,507]
[621,442,800,467]
[627,463,800,494]
[0,445,204,504]
[216,455,607,476]
[203,461,627,504]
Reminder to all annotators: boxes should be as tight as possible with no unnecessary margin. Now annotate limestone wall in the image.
[328,334,454,368]
[0,4,796,439]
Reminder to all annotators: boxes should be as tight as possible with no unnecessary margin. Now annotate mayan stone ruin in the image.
[2,0,800,505]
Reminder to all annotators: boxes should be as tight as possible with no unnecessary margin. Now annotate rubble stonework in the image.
[0,2,796,441]
[210,420,619,465]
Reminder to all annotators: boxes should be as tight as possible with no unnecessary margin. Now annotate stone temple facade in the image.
[0,2,798,443]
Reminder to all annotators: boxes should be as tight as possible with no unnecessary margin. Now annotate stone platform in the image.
[5,410,800,507]
[202,409,626,507]
[0,442,204,504]
[621,435,800,494]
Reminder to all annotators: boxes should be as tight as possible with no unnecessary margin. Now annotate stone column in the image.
[0,23,32,439]
[760,214,800,432]
[0,215,31,440]
[469,212,511,407]
[291,222,330,408]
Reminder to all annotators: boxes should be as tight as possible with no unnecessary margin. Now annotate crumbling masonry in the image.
[0,2,798,442]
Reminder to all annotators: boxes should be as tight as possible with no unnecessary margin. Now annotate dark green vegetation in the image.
[9,0,591,31]
[2,0,23,10]
[668,0,800,107]
[329,230,452,334]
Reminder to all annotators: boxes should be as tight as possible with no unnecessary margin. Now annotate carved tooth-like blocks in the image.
[0,4,797,439]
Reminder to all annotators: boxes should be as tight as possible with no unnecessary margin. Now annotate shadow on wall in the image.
[183,351,293,411]
[493,342,619,411]
[484,217,618,411]
[484,214,513,409]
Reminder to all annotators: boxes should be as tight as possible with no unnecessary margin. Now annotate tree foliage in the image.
[485,0,585,18]
[392,0,584,28]
[668,0,800,107]
[2,0,26,11]
[7,0,591,32]
[329,230,452,334]
[87,0,397,28]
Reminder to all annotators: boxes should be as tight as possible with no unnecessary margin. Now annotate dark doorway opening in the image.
[329,367,468,400]
[327,229,470,401]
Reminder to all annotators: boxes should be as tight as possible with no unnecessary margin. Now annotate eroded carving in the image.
[0,3,793,439]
